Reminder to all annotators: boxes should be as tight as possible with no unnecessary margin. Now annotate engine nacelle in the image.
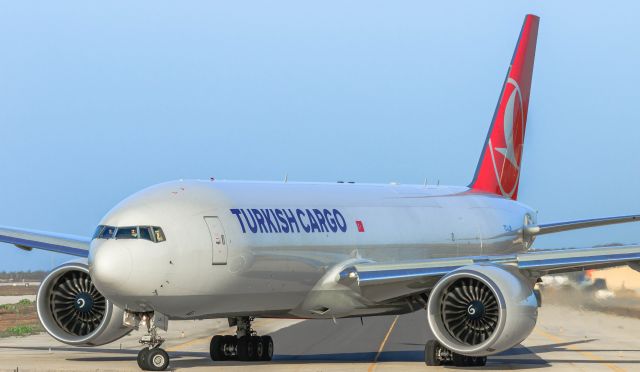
[37,261,133,346]
[427,264,538,356]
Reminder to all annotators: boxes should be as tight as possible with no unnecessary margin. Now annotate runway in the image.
[0,304,639,371]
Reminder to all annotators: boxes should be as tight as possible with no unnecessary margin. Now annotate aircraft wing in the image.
[340,244,640,303]
[525,214,640,236]
[0,225,90,257]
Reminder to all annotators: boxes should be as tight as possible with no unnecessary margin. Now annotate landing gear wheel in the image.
[470,356,487,367]
[145,348,170,371]
[237,336,256,361]
[210,335,225,361]
[261,336,274,361]
[424,340,443,366]
[452,353,487,367]
[252,336,264,361]
[137,347,150,369]
[224,335,236,360]
[452,353,468,367]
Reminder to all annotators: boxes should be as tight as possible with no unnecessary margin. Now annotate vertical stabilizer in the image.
[469,15,539,200]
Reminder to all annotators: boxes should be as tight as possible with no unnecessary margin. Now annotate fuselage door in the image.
[204,217,228,265]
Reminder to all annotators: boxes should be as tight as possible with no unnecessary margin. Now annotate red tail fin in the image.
[469,15,539,200]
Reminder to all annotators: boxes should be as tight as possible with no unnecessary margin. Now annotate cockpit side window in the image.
[92,225,104,239]
[115,226,138,239]
[139,226,153,242]
[153,227,166,242]
[99,226,116,239]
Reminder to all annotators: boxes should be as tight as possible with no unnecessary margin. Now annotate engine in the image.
[37,261,133,346]
[427,264,538,356]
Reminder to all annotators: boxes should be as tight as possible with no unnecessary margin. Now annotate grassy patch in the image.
[0,298,42,337]
[0,299,34,312]
[0,324,44,337]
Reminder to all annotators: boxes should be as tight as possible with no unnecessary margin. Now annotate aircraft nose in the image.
[89,241,132,296]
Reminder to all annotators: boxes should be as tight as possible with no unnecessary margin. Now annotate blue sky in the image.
[1,1,639,271]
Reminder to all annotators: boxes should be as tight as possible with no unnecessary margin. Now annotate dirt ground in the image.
[0,285,37,296]
[0,301,39,333]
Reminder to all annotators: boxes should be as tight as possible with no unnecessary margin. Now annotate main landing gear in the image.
[210,316,274,362]
[137,316,170,371]
[424,340,487,367]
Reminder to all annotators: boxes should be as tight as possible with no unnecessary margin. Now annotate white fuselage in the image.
[88,180,536,320]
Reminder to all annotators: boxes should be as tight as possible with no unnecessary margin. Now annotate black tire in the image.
[424,340,442,366]
[210,335,225,361]
[471,356,487,366]
[452,353,469,367]
[237,336,256,361]
[261,336,274,361]
[137,348,150,370]
[145,348,170,371]
[252,336,263,361]
[223,335,237,360]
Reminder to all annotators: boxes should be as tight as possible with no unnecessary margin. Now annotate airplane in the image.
[2,13,640,370]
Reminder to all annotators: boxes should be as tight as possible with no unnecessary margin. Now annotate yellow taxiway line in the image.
[535,328,625,372]
[368,315,400,372]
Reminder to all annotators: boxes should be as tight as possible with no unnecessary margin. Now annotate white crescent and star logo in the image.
[488,77,525,198]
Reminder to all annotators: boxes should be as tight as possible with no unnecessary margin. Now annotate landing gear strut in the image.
[136,314,170,371]
[210,316,274,362]
[424,340,486,367]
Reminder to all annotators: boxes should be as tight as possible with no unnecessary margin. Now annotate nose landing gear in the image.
[210,316,274,362]
[138,347,170,371]
[136,315,170,371]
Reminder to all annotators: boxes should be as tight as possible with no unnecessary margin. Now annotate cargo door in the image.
[204,217,228,265]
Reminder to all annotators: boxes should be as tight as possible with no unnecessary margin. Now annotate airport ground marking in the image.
[368,315,399,372]
[535,328,625,372]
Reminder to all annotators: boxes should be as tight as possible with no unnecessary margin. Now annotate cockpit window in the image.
[92,226,104,239]
[115,226,138,239]
[92,225,165,243]
[139,226,152,242]
[153,227,166,242]
[99,226,116,239]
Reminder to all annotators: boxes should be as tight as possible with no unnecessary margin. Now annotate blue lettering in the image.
[324,209,338,232]
[306,209,321,232]
[241,209,258,233]
[285,209,300,232]
[251,209,268,233]
[232,207,347,234]
[269,209,282,232]
[230,209,246,233]
[261,208,278,233]
[313,209,328,232]
[275,209,290,233]
[296,209,311,232]
[334,209,347,232]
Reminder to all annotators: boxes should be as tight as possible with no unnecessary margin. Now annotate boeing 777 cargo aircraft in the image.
[2,14,639,370]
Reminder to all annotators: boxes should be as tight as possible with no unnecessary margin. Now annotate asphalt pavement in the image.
[1,304,639,371]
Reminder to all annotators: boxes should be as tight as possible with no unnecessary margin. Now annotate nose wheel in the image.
[136,316,170,371]
[137,347,170,371]
[210,317,274,362]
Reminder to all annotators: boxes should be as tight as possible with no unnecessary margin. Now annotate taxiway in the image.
[0,304,638,371]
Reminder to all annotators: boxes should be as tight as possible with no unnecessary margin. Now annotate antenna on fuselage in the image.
[423,178,427,187]
[284,174,288,183]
